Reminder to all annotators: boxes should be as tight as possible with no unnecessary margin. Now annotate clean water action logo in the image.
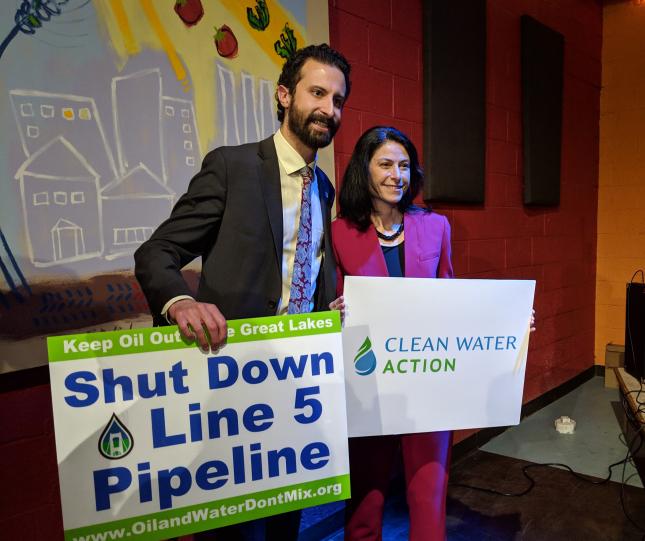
[98,413,134,459]
[354,336,377,376]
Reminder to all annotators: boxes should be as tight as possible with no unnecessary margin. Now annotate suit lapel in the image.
[317,170,333,253]
[404,212,422,278]
[258,137,283,267]
[365,225,389,277]
[316,169,337,309]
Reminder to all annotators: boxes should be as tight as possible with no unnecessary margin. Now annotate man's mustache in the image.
[307,113,337,130]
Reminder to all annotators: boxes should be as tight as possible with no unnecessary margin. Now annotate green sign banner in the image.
[48,312,349,540]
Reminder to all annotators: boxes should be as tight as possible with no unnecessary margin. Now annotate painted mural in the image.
[0,0,330,372]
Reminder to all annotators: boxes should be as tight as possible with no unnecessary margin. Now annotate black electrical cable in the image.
[626,270,645,401]
[449,450,638,496]
[620,271,645,537]
[625,384,645,416]
[449,268,645,533]
[618,421,645,536]
[449,395,645,534]
[630,270,644,284]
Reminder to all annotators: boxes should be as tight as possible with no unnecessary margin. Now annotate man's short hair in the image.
[276,43,351,122]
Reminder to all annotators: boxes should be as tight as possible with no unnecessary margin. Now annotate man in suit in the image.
[134,44,351,541]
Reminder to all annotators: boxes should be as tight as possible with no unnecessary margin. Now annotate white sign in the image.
[48,312,349,541]
[343,277,535,437]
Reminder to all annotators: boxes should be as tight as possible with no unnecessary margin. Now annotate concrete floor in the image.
[298,376,645,540]
[482,376,642,488]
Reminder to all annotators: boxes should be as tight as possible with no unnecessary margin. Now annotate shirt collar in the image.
[273,129,317,176]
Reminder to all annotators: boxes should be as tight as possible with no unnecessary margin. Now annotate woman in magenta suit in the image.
[331,126,453,541]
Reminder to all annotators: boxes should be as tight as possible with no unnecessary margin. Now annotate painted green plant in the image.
[247,0,269,31]
[274,22,297,60]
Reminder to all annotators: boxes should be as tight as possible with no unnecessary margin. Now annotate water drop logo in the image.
[354,336,377,376]
[98,413,134,459]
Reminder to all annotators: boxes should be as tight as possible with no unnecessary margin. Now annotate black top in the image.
[381,242,405,277]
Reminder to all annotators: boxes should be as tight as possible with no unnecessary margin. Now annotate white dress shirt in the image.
[273,129,324,314]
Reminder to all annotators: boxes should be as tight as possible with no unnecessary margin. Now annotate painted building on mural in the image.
[100,163,174,259]
[161,96,201,189]
[9,90,118,188]
[112,69,165,184]
[14,136,103,267]
[0,0,326,345]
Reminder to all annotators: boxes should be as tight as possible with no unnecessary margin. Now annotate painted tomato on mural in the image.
[174,0,204,27]
[214,24,238,58]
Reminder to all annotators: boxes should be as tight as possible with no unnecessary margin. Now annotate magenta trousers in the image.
[344,431,453,541]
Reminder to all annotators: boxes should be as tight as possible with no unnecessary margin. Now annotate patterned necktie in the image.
[288,166,314,314]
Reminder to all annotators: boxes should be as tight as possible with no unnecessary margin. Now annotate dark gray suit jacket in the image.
[134,136,337,325]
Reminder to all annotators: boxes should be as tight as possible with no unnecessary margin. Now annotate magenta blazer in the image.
[332,208,454,295]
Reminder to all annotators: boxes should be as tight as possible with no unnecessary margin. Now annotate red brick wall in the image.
[0,381,62,539]
[329,0,602,443]
[329,0,425,187]
[0,1,602,536]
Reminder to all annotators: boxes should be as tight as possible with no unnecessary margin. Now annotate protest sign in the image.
[48,311,349,541]
[343,277,535,437]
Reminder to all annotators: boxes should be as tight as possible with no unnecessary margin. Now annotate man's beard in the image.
[287,103,339,150]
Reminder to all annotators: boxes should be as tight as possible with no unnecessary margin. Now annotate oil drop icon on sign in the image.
[354,336,377,376]
[98,413,133,459]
